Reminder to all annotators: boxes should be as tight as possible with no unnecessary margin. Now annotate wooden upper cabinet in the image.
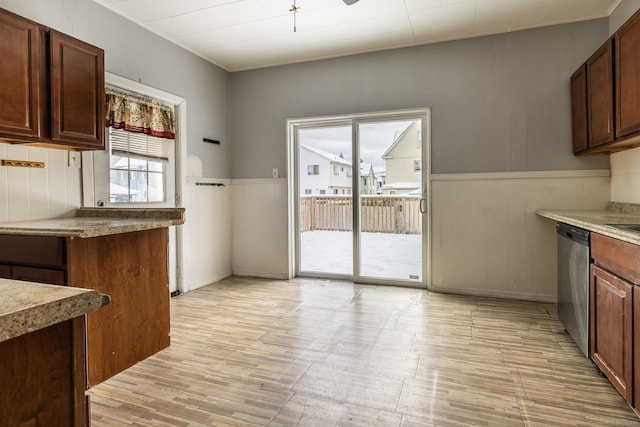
[586,40,614,147]
[50,30,104,149]
[616,9,640,139]
[570,65,588,153]
[0,9,41,141]
[0,8,104,150]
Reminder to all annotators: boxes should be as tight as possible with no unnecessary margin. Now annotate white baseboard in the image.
[429,285,557,303]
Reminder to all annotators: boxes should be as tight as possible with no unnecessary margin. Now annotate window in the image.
[333,165,339,175]
[108,127,172,203]
[334,189,339,194]
[363,178,368,186]
[308,165,319,175]
[390,190,397,195]
[320,190,326,195]
[414,160,422,171]
[304,189,312,195]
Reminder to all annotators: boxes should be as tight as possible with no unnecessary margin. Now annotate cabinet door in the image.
[590,264,633,403]
[50,30,104,149]
[586,40,614,147]
[570,65,588,153]
[0,10,41,141]
[616,9,640,138]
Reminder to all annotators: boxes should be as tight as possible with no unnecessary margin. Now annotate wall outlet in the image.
[272,168,279,179]
[68,151,81,168]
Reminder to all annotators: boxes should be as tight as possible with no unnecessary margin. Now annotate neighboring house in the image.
[359,162,377,195]
[299,145,352,195]
[381,121,422,195]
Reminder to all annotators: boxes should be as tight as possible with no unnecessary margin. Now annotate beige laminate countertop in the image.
[0,279,109,343]
[0,207,185,238]
[536,202,640,245]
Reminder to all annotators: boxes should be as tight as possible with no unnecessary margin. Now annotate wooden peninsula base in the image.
[0,279,109,427]
[0,318,88,426]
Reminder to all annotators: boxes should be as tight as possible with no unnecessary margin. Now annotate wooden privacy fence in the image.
[300,195,422,234]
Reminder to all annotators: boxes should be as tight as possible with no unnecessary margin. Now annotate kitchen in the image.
[2,0,640,425]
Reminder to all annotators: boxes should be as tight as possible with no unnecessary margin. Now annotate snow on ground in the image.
[300,230,422,281]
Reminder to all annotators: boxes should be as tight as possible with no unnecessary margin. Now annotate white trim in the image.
[429,285,556,303]
[607,0,624,16]
[105,72,184,105]
[232,271,290,280]
[289,108,433,126]
[431,169,611,181]
[231,178,286,186]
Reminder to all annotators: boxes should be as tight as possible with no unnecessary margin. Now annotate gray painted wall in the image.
[0,0,230,179]
[229,19,611,177]
[610,0,640,34]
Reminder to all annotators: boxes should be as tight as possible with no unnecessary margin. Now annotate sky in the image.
[299,120,415,171]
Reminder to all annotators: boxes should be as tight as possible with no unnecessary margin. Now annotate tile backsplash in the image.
[0,142,82,222]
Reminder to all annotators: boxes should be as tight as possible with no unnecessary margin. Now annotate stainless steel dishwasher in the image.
[557,222,590,357]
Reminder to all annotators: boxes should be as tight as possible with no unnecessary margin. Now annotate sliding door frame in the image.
[287,108,431,288]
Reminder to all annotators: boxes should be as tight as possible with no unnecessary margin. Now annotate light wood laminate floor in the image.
[89,277,640,426]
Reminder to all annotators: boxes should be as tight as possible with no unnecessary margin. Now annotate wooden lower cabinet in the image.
[0,317,88,427]
[590,264,633,403]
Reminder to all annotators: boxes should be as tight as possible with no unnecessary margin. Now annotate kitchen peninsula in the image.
[0,208,185,386]
[0,279,109,426]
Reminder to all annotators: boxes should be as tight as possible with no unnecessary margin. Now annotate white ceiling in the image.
[93,0,620,72]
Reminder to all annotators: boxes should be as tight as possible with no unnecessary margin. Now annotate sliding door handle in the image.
[419,198,426,214]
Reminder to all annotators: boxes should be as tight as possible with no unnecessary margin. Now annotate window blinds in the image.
[109,127,170,162]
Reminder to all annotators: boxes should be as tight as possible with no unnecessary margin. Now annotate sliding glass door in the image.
[297,124,353,275]
[293,110,428,286]
[355,118,423,282]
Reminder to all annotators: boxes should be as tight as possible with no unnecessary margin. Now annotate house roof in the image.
[382,122,415,159]
[301,145,351,167]
[360,163,375,176]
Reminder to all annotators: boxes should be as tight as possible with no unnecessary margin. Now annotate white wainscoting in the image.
[430,170,611,302]
[0,143,81,222]
[231,178,289,279]
[182,178,232,292]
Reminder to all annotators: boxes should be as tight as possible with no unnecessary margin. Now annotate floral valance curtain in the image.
[105,87,175,139]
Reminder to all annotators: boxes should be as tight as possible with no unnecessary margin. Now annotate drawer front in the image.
[592,233,640,284]
[11,266,65,285]
[0,235,65,268]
